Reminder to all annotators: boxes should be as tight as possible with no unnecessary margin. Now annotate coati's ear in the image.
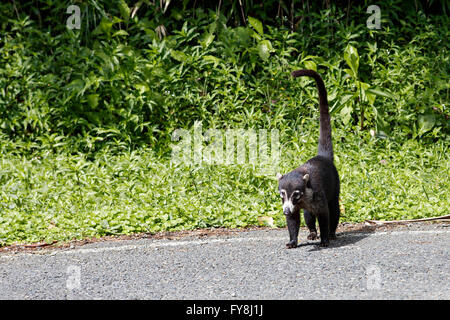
[303,173,309,182]
[276,173,283,181]
[303,173,312,188]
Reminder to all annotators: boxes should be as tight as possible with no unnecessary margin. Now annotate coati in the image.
[277,69,340,248]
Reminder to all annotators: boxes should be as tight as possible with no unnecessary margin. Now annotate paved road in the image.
[0,223,448,299]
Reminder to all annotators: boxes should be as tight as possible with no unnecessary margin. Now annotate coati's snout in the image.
[281,195,295,215]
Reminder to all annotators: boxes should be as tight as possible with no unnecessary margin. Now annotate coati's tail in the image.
[291,69,333,161]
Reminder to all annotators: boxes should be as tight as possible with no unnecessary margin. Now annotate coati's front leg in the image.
[285,210,300,248]
[304,210,318,240]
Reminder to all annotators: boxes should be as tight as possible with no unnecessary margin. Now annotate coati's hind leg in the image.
[317,208,330,247]
[328,197,340,240]
[303,210,318,240]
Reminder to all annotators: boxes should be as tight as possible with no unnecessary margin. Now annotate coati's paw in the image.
[307,231,318,240]
[286,240,298,249]
[329,233,337,240]
[318,240,329,247]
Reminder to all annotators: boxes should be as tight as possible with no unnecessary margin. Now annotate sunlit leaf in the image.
[248,16,263,36]
[418,114,436,136]
[257,40,272,61]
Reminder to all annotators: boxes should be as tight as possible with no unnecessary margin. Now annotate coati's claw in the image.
[329,233,337,240]
[307,231,318,240]
[318,240,329,247]
[286,241,298,249]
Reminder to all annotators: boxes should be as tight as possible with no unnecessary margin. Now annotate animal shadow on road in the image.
[297,224,376,251]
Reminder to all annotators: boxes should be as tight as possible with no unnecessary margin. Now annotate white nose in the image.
[282,200,294,215]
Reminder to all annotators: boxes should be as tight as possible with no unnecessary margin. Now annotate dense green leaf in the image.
[257,40,273,61]
[170,49,188,62]
[418,114,436,136]
[344,44,359,78]
[366,87,396,100]
[248,16,264,36]
[118,0,131,21]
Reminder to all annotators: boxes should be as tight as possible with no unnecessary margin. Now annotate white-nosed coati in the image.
[277,69,340,248]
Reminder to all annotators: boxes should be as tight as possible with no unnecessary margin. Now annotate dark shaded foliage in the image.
[0,0,448,156]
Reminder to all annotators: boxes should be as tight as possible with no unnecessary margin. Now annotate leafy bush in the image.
[1,0,448,155]
[0,0,448,245]
[1,136,448,246]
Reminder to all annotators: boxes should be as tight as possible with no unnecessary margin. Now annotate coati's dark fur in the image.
[277,69,340,248]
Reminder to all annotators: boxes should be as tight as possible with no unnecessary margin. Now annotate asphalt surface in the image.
[0,223,448,299]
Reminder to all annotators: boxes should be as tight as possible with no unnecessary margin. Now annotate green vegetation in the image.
[0,0,449,246]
